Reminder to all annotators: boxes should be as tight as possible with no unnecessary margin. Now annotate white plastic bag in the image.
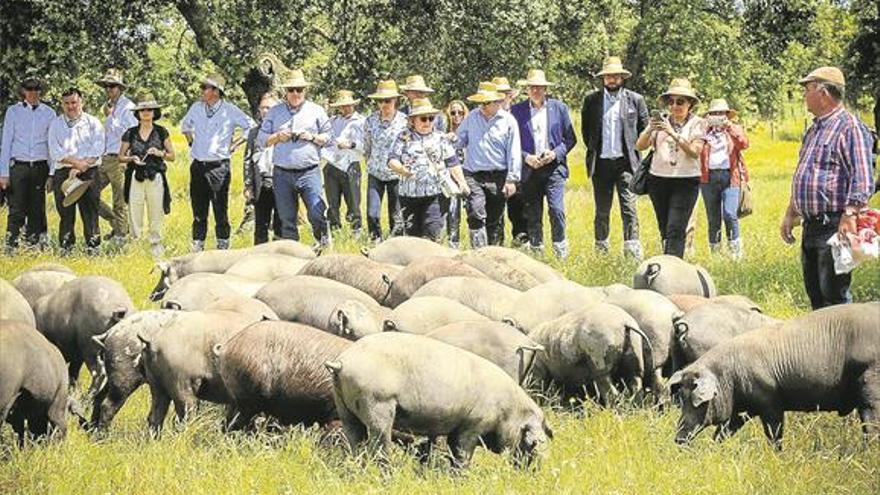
[827,232,880,274]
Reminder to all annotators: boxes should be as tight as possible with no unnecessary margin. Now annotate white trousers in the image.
[128,175,164,245]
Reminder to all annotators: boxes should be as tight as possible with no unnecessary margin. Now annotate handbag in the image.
[737,157,753,218]
[629,150,653,195]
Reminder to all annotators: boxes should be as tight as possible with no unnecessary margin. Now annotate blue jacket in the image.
[510,98,577,183]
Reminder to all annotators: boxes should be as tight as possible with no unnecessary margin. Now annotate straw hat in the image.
[704,98,738,118]
[659,78,699,103]
[407,98,441,117]
[132,92,163,111]
[466,82,505,103]
[278,69,312,88]
[491,77,513,92]
[516,69,555,87]
[201,73,226,94]
[798,66,845,87]
[595,56,632,78]
[368,80,402,99]
[400,75,435,93]
[96,68,127,88]
[329,90,360,107]
[61,176,93,208]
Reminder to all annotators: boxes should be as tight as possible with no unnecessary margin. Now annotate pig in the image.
[670,302,780,371]
[454,246,564,290]
[224,254,311,281]
[410,276,523,321]
[214,320,352,431]
[326,332,553,468]
[633,255,716,297]
[328,299,392,340]
[602,284,632,297]
[1,279,36,326]
[504,280,606,334]
[11,269,76,310]
[383,256,488,307]
[297,254,401,303]
[383,296,490,335]
[529,304,655,404]
[361,236,457,265]
[158,273,266,310]
[21,262,75,274]
[1,320,72,446]
[33,276,134,390]
[666,294,763,314]
[201,296,279,321]
[427,321,543,384]
[670,302,880,448]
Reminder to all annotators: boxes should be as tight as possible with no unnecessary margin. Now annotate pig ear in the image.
[692,373,718,408]
[668,370,684,388]
[336,309,350,335]
[674,321,689,341]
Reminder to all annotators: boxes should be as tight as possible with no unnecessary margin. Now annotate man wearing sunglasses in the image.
[399,75,447,133]
[259,69,332,247]
[1,76,55,254]
[456,81,522,248]
[322,89,365,236]
[180,73,255,251]
[493,76,527,246]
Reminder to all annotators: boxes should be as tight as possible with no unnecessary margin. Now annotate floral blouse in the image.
[389,129,459,198]
[363,111,407,181]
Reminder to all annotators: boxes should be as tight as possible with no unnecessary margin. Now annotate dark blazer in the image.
[510,98,577,183]
[243,126,269,203]
[580,87,649,177]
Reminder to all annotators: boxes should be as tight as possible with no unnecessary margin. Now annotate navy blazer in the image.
[580,87,649,177]
[510,98,577,183]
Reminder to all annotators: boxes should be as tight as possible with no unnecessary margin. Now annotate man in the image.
[258,69,331,246]
[493,76,519,111]
[400,75,447,132]
[48,87,105,254]
[511,70,576,259]
[0,76,55,254]
[494,75,527,245]
[581,56,649,259]
[456,81,521,247]
[781,66,874,309]
[243,93,282,244]
[322,89,365,235]
[181,73,255,251]
[95,69,137,242]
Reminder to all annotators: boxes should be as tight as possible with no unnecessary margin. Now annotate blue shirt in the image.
[601,89,624,159]
[364,111,408,181]
[322,112,365,171]
[180,100,255,161]
[258,100,330,170]
[0,102,56,177]
[455,109,521,182]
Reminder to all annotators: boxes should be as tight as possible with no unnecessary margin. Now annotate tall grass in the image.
[1,118,878,494]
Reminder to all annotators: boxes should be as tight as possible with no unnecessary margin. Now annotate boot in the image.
[469,228,488,248]
[191,239,205,252]
[623,240,643,260]
[594,239,610,254]
[728,238,743,260]
[552,240,569,260]
[216,238,230,250]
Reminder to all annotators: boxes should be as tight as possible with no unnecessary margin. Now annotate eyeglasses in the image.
[287,87,305,94]
[667,98,689,106]
[200,85,214,91]
[417,116,435,123]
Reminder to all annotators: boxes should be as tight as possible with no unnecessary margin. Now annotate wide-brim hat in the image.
[400,75,435,93]
[517,69,555,87]
[595,56,632,78]
[659,78,700,103]
[407,98,441,117]
[278,69,312,88]
[329,90,360,107]
[132,92,163,111]
[21,76,44,91]
[368,80,402,99]
[61,176,93,208]
[491,77,513,92]
[96,68,127,88]
[798,66,845,87]
[201,74,226,94]
[467,81,505,103]
[704,98,737,119]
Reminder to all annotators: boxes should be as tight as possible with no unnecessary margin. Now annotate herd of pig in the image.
[1,236,878,468]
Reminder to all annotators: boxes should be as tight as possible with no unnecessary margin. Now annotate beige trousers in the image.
[128,174,164,245]
[97,154,129,236]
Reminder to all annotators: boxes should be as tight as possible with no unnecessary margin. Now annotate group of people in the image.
[0,59,875,307]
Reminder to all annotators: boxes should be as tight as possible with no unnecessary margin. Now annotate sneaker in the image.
[469,228,488,249]
[216,238,230,250]
[595,239,610,254]
[728,238,743,260]
[553,240,569,260]
[191,240,205,252]
[623,240,643,260]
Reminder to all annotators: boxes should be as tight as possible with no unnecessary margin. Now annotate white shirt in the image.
[529,103,549,155]
[180,100,255,161]
[0,101,56,177]
[322,112,365,171]
[48,112,105,175]
[103,94,138,154]
[706,130,730,170]
[257,146,274,176]
[601,89,624,159]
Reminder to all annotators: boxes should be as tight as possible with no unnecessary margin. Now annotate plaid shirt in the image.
[791,106,874,217]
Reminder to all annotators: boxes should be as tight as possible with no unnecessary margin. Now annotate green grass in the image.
[1,118,879,494]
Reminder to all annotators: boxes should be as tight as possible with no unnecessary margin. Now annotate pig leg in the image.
[760,410,785,450]
[47,396,68,440]
[361,399,395,457]
[447,429,480,470]
[26,412,49,439]
[334,397,367,452]
[224,406,257,433]
[7,408,26,448]
[714,414,749,441]
[146,384,171,435]
[594,375,619,406]
[857,366,880,443]
[67,358,84,390]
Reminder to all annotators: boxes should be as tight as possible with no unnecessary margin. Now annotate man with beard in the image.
[581,56,648,259]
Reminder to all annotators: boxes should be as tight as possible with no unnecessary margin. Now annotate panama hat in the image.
[368,80,402,99]
[278,69,312,88]
[467,82,505,103]
[329,90,360,107]
[798,66,846,87]
[200,73,226,94]
[659,78,700,103]
[400,75,435,93]
[407,98,441,117]
[491,77,513,92]
[704,98,738,118]
[61,176,93,208]
[595,56,632,78]
[96,68,127,88]
[131,92,162,111]
[517,69,555,87]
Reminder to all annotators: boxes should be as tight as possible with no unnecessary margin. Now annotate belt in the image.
[465,169,506,175]
[13,159,48,166]
[104,153,118,157]
[276,164,318,173]
[802,212,842,227]
[193,159,229,167]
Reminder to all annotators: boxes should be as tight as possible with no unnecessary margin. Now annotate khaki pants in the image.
[97,154,128,236]
[128,174,164,245]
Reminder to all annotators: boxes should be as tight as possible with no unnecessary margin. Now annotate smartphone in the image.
[650,109,665,121]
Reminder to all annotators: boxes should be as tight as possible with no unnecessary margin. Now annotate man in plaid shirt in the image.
[781,66,875,309]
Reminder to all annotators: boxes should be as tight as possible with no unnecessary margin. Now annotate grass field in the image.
[1,113,878,494]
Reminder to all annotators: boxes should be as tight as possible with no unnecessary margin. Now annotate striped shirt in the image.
[791,106,875,216]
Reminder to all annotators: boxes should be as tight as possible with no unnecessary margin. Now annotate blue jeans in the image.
[273,166,327,242]
[366,175,402,241]
[700,169,740,244]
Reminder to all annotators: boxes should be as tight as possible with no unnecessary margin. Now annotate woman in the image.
[635,78,705,258]
[444,99,469,247]
[243,92,282,245]
[119,93,175,257]
[388,98,469,242]
[363,80,408,242]
[699,98,749,258]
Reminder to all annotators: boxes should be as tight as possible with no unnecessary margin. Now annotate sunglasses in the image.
[417,116,435,123]
[450,110,464,116]
[287,87,305,93]
[200,85,216,91]
[667,98,689,106]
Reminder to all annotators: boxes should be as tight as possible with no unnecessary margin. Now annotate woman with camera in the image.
[635,78,706,258]
[119,93,175,257]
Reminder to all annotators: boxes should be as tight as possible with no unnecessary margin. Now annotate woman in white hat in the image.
[635,77,706,258]
[388,98,469,242]
[699,98,749,258]
[119,93,175,257]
